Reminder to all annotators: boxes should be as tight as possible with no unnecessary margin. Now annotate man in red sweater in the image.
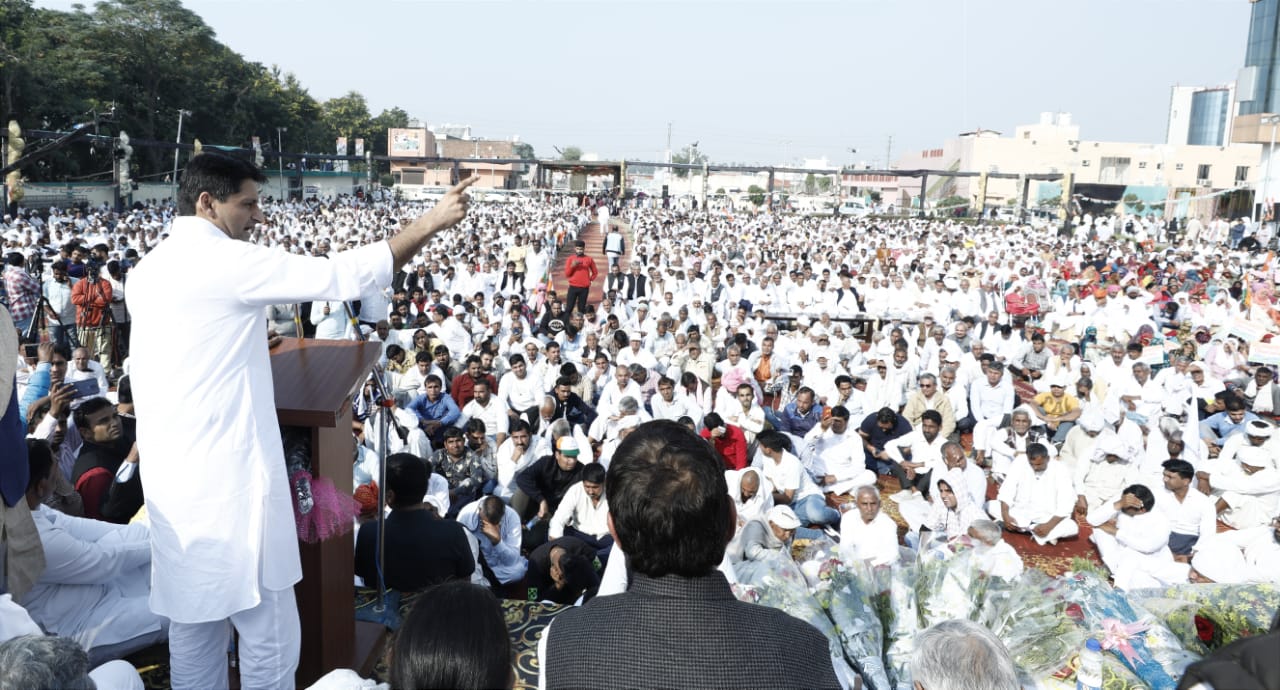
[563,239,598,315]
[699,412,748,470]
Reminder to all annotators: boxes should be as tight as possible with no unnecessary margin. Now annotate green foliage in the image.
[670,144,707,179]
[815,176,832,194]
[803,173,817,195]
[559,146,582,161]
[747,184,766,207]
[512,142,535,160]
[0,0,413,181]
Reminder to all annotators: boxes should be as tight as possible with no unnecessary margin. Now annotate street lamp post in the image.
[1260,115,1280,223]
[171,109,191,203]
[277,126,288,201]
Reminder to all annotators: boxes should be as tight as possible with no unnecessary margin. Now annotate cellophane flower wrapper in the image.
[1057,572,1198,689]
[795,536,841,589]
[882,560,919,690]
[1129,583,1280,650]
[814,559,892,690]
[1123,595,1208,656]
[733,552,859,682]
[914,537,986,627]
[975,570,1083,680]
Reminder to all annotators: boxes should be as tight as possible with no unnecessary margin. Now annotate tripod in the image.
[23,293,78,350]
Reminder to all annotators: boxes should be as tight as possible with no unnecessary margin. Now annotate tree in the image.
[803,173,817,195]
[747,184,766,207]
[670,144,707,179]
[512,142,535,160]
[559,146,582,161]
[816,176,833,194]
[320,91,372,141]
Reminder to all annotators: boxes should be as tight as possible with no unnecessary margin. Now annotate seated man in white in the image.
[755,431,841,527]
[1196,419,1280,530]
[650,375,703,424]
[910,467,983,549]
[884,409,948,498]
[967,519,1024,580]
[1073,433,1142,516]
[1188,513,1280,585]
[1087,483,1187,590]
[839,485,900,567]
[988,442,1079,546]
[801,406,876,497]
[1157,459,1219,560]
[456,495,527,587]
[548,463,612,562]
[727,466,773,532]
[987,407,1056,479]
[19,439,167,665]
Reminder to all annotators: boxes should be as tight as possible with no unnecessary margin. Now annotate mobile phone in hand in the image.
[69,379,100,400]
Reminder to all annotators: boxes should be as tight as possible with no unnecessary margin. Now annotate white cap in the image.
[767,505,801,530]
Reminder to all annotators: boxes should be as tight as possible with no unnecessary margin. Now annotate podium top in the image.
[270,338,380,428]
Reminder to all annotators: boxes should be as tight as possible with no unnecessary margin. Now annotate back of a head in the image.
[390,582,512,690]
[386,453,428,508]
[910,619,1019,690]
[0,634,93,690]
[177,153,267,216]
[606,420,731,578]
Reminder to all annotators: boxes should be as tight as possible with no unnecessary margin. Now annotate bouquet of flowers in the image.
[814,559,892,690]
[913,537,987,627]
[1057,572,1199,689]
[1128,583,1280,650]
[881,560,920,690]
[732,552,861,685]
[975,570,1082,679]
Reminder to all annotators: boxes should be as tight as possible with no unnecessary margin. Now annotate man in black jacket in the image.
[354,453,472,592]
[540,420,839,689]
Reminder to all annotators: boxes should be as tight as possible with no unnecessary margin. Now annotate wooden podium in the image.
[270,338,383,686]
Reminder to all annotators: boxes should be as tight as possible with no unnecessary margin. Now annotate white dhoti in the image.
[1091,531,1188,590]
[985,500,1079,545]
[1218,491,1280,530]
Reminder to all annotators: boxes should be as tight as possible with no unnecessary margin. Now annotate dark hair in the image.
[415,351,432,364]
[442,427,465,442]
[1124,484,1156,512]
[874,407,896,425]
[508,353,526,366]
[389,582,512,690]
[386,453,428,508]
[921,409,943,426]
[703,412,724,429]
[1225,396,1246,412]
[26,438,54,493]
[116,375,132,404]
[72,396,114,431]
[1162,459,1195,480]
[5,252,23,267]
[756,430,790,453]
[605,420,732,577]
[480,495,505,525]
[509,419,531,435]
[177,154,267,216]
[463,418,487,435]
[1026,442,1049,459]
[582,463,607,484]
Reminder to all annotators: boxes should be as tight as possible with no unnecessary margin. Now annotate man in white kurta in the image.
[128,155,474,689]
[1087,486,1186,590]
[988,444,1079,546]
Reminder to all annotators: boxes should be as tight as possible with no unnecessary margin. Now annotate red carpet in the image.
[550,219,632,308]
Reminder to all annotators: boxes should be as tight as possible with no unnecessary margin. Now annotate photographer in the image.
[70,260,113,369]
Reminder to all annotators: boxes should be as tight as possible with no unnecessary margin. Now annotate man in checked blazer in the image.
[539,420,839,689]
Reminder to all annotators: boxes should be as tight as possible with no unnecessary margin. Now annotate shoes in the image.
[822,526,841,542]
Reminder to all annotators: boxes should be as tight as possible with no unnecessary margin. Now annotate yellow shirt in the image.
[1033,391,1079,417]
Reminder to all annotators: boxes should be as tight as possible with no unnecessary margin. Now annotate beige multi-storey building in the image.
[892,112,1260,215]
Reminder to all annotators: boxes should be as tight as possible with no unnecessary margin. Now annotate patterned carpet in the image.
[355,587,566,690]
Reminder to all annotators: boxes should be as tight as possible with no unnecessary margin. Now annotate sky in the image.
[35,0,1251,166]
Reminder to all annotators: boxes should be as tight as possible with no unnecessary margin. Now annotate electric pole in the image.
[886,135,893,170]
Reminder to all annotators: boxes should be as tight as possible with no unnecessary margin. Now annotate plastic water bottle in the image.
[1076,638,1103,690]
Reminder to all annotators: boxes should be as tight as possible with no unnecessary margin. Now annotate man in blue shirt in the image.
[776,386,823,439]
[408,375,460,446]
[1200,396,1260,457]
